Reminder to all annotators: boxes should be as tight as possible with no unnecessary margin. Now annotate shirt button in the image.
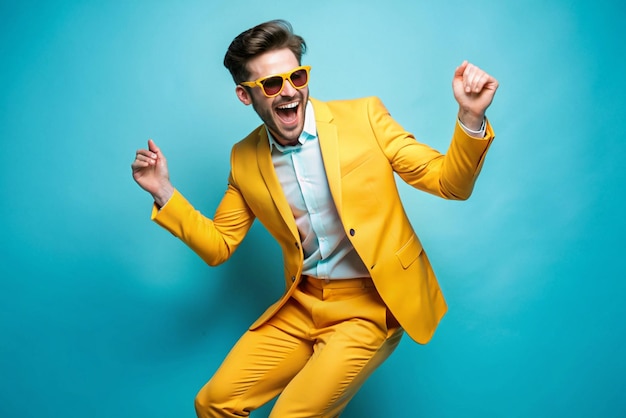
[349,229,355,236]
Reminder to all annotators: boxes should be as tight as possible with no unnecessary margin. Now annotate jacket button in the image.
[349,229,355,236]
[291,276,296,282]
[295,242,300,249]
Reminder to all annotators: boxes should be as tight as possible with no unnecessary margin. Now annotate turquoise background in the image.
[1,0,625,417]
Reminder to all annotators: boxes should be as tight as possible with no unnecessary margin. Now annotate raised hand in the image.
[452,61,499,131]
[131,139,174,207]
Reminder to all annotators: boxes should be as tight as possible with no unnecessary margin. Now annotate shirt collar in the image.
[267,100,317,153]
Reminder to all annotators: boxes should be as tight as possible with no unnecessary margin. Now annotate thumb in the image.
[148,138,161,155]
[454,60,468,79]
[147,139,168,170]
[148,139,166,160]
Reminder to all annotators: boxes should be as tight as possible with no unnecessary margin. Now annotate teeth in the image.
[278,102,298,110]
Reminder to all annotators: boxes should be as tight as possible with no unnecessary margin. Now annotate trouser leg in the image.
[269,278,403,417]
[194,322,313,418]
[195,277,403,418]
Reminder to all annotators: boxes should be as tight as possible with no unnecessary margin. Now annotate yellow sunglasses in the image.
[240,65,311,98]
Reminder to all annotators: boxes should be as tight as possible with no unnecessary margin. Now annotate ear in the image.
[236,85,252,105]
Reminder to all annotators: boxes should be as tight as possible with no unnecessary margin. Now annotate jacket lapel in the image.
[255,128,300,240]
[311,99,342,216]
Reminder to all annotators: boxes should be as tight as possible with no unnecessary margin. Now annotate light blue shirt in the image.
[268,101,370,280]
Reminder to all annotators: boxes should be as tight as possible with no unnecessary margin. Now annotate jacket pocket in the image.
[395,234,423,269]
[341,153,373,178]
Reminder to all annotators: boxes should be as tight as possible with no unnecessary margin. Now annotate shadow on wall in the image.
[173,221,285,342]
[211,221,284,320]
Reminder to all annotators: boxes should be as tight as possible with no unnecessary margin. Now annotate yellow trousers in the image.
[195,276,404,417]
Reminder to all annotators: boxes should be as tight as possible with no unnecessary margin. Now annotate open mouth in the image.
[275,101,299,124]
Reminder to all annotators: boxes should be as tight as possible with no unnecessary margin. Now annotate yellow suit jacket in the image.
[153,96,495,344]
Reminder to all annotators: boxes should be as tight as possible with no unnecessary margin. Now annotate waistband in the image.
[302,275,374,290]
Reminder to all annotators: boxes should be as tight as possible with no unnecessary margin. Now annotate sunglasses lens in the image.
[290,69,308,88]
[261,76,284,96]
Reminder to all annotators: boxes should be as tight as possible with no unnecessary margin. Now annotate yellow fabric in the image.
[194,277,404,417]
[152,96,494,344]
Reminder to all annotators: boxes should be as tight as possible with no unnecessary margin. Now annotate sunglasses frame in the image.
[240,65,311,98]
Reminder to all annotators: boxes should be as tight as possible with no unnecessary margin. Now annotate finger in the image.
[135,148,157,159]
[464,64,492,94]
[134,150,157,167]
[131,159,151,171]
[469,72,487,93]
[463,63,480,93]
[472,71,498,94]
[135,153,156,164]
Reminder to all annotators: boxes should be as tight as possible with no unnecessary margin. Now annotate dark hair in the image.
[224,19,307,84]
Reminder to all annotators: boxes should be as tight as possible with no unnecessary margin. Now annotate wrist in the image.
[457,109,485,131]
[153,184,174,208]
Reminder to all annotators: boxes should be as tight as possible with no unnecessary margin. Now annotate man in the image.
[132,19,498,418]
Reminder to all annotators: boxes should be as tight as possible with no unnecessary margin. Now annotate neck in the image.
[269,129,301,147]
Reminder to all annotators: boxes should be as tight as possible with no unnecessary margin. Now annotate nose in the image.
[280,78,297,97]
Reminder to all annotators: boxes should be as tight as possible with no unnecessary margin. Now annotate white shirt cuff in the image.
[458,118,486,138]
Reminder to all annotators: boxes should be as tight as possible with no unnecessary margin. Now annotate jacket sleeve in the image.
[368,96,495,200]
[151,176,256,267]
